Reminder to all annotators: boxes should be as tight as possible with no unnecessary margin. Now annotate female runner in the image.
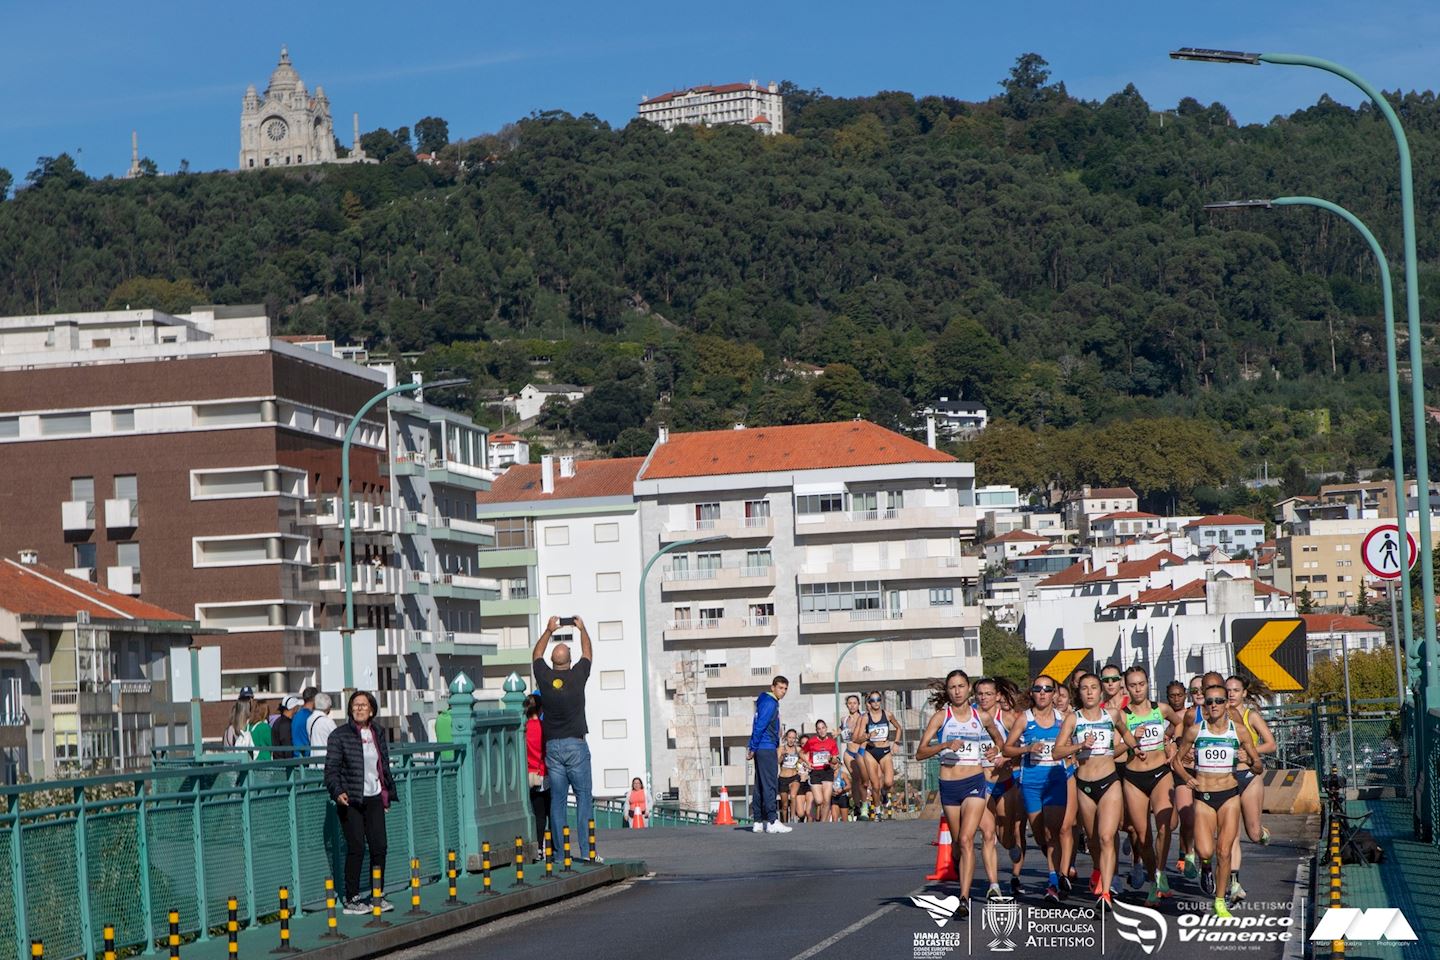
[794,734,813,822]
[857,691,903,819]
[804,720,839,822]
[1002,674,1072,903]
[975,677,1025,896]
[1172,681,1262,918]
[1054,682,1082,896]
[779,729,803,823]
[1224,675,1275,901]
[1120,665,1183,904]
[841,694,870,818]
[1173,677,1203,879]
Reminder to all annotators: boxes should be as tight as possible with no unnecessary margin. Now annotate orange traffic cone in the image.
[926,819,958,881]
[930,819,947,846]
[715,787,736,826]
[629,807,647,829]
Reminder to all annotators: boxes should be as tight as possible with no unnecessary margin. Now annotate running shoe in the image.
[1175,857,1186,873]
[1182,853,1200,881]
[1089,870,1102,896]
[1200,866,1216,898]
[1010,876,1022,897]
[767,820,792,834]
[1259,827,1272,846]
[372,897,395,913]
[1044,885,1060,903]
[751,822,767,833]
[986,884,1004,902]
[1008,846,1023,864]
[1128,862,1146,889]
[342,897,370,916]
[1059,875,1072,899]
[1229,877,1246,902]
[956,900,970,919]
[1121,836,1132,857]
[1155,873,1172,898]
[1096,891,1113,907]
[1143,882,1159,906]
[1213,897,1233,919]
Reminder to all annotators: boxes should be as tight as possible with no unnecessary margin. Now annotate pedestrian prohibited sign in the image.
[1360,524,1417,580]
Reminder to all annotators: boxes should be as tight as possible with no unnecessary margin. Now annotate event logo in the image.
[1110,898,1168,954]
[910,895,961,928]
[1310,908,1419,943]
[981,896,1021,952]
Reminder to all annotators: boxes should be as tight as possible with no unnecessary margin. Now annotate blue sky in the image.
[3,0,1439,180]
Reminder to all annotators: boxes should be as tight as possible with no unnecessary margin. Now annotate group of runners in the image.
[914,665,1275,920]
[776,691,907,824]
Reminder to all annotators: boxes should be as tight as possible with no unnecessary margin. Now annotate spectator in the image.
[292,687,318,756]
[627,777,652,829]
[225,700,250,753]
[247,700,274,761]
[307,692,337,754]
[434,705,454,762]
[323,690,399,914]
[524,693,547,859]
[532,615,597,862]
[223,686,255,748]
[747,675,791,834]
[273,696,300,758]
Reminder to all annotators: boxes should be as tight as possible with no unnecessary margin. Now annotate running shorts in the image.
[939,772,990,807]
[1019,765,1068,814]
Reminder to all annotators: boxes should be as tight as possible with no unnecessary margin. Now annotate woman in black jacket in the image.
[323,690,399,913]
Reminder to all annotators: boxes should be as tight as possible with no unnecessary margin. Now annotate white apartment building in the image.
[637,81,785,135]
[633,421,981,809]
[474,456,647,798]
[1061,486,1139,541]
[1183,514,1267,555]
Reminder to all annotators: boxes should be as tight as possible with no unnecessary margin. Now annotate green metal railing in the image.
[1260,699,1404,794]
[583,797,748,828]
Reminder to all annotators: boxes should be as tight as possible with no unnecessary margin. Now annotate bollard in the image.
[563,825,573,872]
[482,840,496,896]
[544,830,554,878]
[226,897,239,956]
[271,887,299,954]
[104,924,116,960]
[320,879,346,941]
[169,909,181,960]
[446,849,461,905]
[512,836,528,887]
[365,867,392,929]
[589,818,597,863]
[30,941,42,960]
[407,857,429,916]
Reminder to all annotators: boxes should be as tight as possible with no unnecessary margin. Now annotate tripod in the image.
[1327,790,1374,866]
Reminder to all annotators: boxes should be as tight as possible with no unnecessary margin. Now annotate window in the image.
[604,769,630,790]
[42,412,92,436]
[744,499,770,522]
[599,670,625,690]
[1251,529,1263,536]
[491,517,533,549]
[699,606,724,625]
[506,578,529,599]
[601,720,628,739]
[748,602,774,623]
[1311,575,1328,583]
[796,493,844,515]
[596,572,622,592]
[695,552,722,574]
[73,543,96,570]
[1302,545,1319,553]
[194,401,263,426]
[694,503,721,528]
[799,581,882,613]
[1296,576,1311,583]
[707,700,730,718]
[113,409,135,431]
[0,417,16,438]
[850,491,878,516]
[546,575,571,595]
[114,474,137,501]
[116,542,140,570]
[71,477,95,504]
[593,522,619,543]
[963,631,980,659]
[929,588,954,607]
[598,620,623,641]
[544,525,570,546]
[744,550,772,573]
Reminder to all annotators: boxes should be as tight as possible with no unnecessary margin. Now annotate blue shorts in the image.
[939,772,989,807]
[1020,764,1068,814]
[989,776,1016,798]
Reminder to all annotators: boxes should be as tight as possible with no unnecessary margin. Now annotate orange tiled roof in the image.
[0,560,192,623]
[1184,514,1262,529]
[1085,487,1137,499]
[985,530,1049,545]
[1107,576,1285,609]
[477,457,645,503]
[638,420,953,480]
[1092,511,1160,522]
[1301,614,1383,633]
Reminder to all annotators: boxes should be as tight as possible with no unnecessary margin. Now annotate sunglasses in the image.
[1031,685,1055,693]
[1189,688,1202,695]
[1101,676,1122,683]
[867,698,881,703]
[1204,696,1228,706]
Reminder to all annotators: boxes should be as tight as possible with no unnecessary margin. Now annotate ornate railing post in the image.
[447,672,478,867]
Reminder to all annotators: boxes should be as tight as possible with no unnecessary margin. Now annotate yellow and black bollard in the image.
[482,841,496,896]
[365,867,392,929]
[544,830,554,878]
[168,909,181,960]
[562,825,573,872]
[512,836,527,887]
[103,924,116,960]
[271,887,299,954]
[226,897,239,956]
[407,857,429,916]
[588,818,597,863]
[446,849,461,905]
[30,941,42,960]
[319,879,346,941]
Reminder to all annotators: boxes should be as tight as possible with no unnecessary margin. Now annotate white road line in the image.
[786,884,926,960]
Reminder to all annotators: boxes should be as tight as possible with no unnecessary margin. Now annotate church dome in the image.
[266,45,301,95]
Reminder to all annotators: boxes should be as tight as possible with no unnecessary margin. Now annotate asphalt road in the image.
[390,813,1316,960]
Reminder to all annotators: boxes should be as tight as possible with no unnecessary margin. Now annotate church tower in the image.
[238,46,339,170]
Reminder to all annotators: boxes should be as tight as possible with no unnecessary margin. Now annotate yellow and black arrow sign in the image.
[1028,648,1094,685]
[1232,618,1307,692]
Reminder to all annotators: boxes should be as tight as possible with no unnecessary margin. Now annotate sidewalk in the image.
[175,857,643,960]
[1330,796,1440,959]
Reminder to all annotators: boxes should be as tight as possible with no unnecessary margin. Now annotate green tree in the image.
[1000,53,1057,120]
[0,167,11,200]
[981,618,1028,689]
[1298,646,1397,702]
[812,363,874,421]
[137,158,159,177]
[610,426,655,457]
[1296,587,1316,615]
[415,116,451,155]
[104,277,207,314]
[572,381,649,444]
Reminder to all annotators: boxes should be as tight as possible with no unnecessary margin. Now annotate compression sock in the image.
[1048,871,1060,889]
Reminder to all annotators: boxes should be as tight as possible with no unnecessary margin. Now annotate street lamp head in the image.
[418,377,470,391]
[1171,47,1263,65]
[1204,200,1274,211]
[692,535,726,544]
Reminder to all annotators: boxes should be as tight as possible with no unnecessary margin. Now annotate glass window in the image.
[71,477,95,503]
[0,418,18,438]
[699,607,724,624]
[491,517,533,549]
[796,493,844,515]
[114,475,138,500]
[745,550,772,571]
[544,525,569,546]
[593,522,619,543]
[74,543,96,569]
[695,552,721,573]
[929,588,954,606]
[112,409,135,431]
[694,503,721,528]
[744,499,770,520]
[42,412,92,436]
[850,491,878,515]
[117,542,140,569]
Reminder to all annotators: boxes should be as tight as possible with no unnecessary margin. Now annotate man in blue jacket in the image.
[746,676,790,833]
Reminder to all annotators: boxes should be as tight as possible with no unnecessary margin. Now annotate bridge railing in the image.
[1259,698,1403,794]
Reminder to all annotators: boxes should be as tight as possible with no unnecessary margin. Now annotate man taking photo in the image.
[533,615,598,861]
[747,675,791,834]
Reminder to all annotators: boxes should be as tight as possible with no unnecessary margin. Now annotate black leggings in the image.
[338,797,387,901]
[530,786,550,847]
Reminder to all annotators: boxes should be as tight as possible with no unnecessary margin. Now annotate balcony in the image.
[795,555,979,585]
[661,564,777,594]
[106,565,141,596]
[797,604,980,637]
[62,499,95,532]
[664,663,775,695]
[476,546,538,570]
[663,615,779,644]
[318,563,395,595]
[104,498,138,530]
[794,505,974,537]
[430,572,500,600]
[432,630,498,657]
[403,569,431,595]
[302,497,397,534]
[403,512,495,545]
[484,595,539,617]
[659,515,774,543]
[428,458,495,490]
[65,567,96,583]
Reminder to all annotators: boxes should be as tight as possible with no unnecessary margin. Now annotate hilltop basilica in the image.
[239,47,369,170]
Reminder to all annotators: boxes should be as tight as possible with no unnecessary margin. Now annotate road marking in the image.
[786,884,925,960]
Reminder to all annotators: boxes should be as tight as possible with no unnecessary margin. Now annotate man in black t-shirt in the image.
[533,615,597,860]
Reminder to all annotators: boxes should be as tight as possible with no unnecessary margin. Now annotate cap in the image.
[282,695,303,710]
[238,686,255,700]
[300,686,319,702]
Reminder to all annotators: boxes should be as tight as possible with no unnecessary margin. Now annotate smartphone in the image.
[559,617,576,627]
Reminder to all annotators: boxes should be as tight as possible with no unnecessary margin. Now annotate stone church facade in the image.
[239,47,339,170]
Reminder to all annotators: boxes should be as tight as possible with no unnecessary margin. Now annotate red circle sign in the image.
[1360,524,1418,580]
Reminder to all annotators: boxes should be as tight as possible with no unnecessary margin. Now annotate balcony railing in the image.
[659,514,775,542]
[61,499,95,532]
[104,498,138,529]
[50,681,79,706]
[794,504,974,535]
[663,615,778,642]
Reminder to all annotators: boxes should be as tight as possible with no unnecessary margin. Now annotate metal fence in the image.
[585,797,737,828]
[1259,699,1405,793]
[0,743,465,960]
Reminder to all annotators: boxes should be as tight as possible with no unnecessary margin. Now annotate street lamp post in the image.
[1327,616,1359,783]
[638,534,725,795]
[833,636,895,729]
[339,376,467,698]
[1174,46,1437,724]
[1205,196,1412,709]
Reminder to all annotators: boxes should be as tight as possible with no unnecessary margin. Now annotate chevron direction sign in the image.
[1232,617,1307,692]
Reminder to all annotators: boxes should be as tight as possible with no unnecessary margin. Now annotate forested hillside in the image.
[4,55,1440,509]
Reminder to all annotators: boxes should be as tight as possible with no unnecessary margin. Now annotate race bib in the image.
[1197,743,1236,773]
[812,750,831,766]
[1033,741,1054,761]
[1137,722,1165,751]
[955,738,985,763]
[870,725,890,741]
[782,754,799,769]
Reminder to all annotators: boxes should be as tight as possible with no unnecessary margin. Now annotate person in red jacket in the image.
[804,720,840,823]
[524,693,549,860]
